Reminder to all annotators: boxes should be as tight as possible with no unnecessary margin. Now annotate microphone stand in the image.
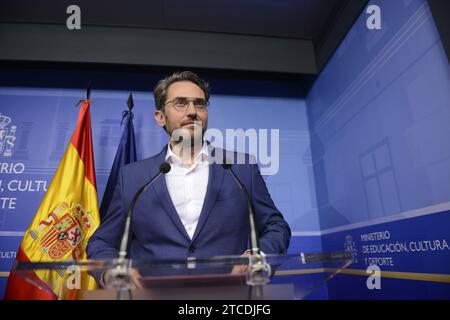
[109,163,171,300]
[222,163,271,297]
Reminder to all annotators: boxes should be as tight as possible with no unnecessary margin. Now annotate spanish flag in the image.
[5,99,100,300]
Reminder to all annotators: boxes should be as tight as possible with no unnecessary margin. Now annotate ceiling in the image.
[0,0,368,94]
[0,0,343,41]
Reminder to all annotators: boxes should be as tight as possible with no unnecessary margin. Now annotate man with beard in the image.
[87,71,291,287]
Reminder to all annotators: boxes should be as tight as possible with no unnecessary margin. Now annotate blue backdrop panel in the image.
[307,0,450,298]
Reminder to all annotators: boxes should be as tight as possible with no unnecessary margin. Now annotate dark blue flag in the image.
[100,94,137,220]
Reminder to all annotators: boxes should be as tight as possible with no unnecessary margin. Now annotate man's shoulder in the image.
[121,147,167,173]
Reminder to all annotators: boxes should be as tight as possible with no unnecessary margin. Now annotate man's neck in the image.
[170,139,204,166]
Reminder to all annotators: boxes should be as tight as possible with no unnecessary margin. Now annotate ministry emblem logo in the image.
[0,113,17,157]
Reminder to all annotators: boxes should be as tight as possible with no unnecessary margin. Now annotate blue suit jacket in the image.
[87,146,291,261]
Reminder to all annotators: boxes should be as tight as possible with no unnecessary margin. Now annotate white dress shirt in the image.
[165,142,211,239]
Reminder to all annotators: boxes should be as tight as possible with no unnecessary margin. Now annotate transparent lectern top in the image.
[12,251,353,300]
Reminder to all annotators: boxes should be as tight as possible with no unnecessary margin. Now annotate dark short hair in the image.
[153,71,210,111]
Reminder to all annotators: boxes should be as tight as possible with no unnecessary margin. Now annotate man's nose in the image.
[186,102,198,116]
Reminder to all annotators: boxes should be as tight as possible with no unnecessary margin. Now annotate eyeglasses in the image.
[164,97,209,112]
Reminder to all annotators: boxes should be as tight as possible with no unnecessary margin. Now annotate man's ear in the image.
[154,110,166,128]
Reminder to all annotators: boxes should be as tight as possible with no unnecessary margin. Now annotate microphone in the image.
[118,162,171,261]
[221,162,259,257]
[222,161,271,288]
[110,162,171,298]
[222,161,271,287]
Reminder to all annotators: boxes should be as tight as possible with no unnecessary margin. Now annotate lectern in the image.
[12,251,353,300]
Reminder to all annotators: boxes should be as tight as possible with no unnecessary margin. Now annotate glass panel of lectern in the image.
[11,251,353,300]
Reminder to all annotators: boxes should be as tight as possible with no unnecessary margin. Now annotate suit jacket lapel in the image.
[191,161,224,243]
[151,146,191,241]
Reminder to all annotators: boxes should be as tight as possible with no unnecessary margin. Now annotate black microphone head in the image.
[160,162,171,174]
[221,162,232,170]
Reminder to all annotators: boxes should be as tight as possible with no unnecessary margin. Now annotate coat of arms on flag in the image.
[28,202,94,260]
